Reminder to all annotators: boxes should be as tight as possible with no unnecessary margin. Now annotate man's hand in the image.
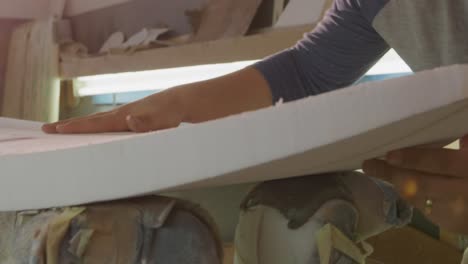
[42,68,272,134]
[363,135,468,234]
[42,88,187,133]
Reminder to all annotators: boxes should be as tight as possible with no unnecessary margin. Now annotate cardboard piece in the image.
[99,32,125,53]
[68,0,208,53]
[1,64,468,211]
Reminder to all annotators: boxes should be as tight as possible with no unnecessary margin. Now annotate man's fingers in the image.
[42,123,61,133]
[44,107,181,134]
[42,111,113,133]
[386,148,468,178]
[55,112,128,133]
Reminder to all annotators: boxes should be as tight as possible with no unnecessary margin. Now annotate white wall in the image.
[64,0,132,16]
[0,0,50,19]
[0,0,133,19]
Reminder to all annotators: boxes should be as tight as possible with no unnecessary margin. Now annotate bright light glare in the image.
[75,60,259,97]
[77,49,411,97]
[366,49,412,75]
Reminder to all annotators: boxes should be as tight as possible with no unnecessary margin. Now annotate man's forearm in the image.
[42,67,273,134]
[178,67,273,123]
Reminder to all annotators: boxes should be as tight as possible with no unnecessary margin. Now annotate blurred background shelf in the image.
[60,25,312,78]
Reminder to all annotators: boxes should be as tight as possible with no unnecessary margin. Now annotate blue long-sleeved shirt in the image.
[255,0,468,103]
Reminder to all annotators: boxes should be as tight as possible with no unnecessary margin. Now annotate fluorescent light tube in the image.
[76,49,410,97]
[75,60,259,97]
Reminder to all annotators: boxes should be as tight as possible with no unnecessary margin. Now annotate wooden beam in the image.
[2,18,61,122]
[60,24,313,79]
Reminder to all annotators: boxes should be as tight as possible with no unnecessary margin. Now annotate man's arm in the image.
[43,67,272,133]
[254,0,390,103]
[43,0,390,133]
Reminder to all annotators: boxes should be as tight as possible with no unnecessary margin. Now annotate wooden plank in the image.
[223,244,234,264]
[1,23,29,118]
[60,24,313,78]
[0,19,27,111]
[2,18,61,122]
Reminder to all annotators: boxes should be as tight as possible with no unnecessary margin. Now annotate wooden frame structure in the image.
[59,24,312,79]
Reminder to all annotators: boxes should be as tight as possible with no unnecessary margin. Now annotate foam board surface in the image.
[1,64,468,211]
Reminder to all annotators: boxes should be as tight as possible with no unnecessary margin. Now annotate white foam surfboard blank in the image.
[1,64,468,211]
[99,32,125,53]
